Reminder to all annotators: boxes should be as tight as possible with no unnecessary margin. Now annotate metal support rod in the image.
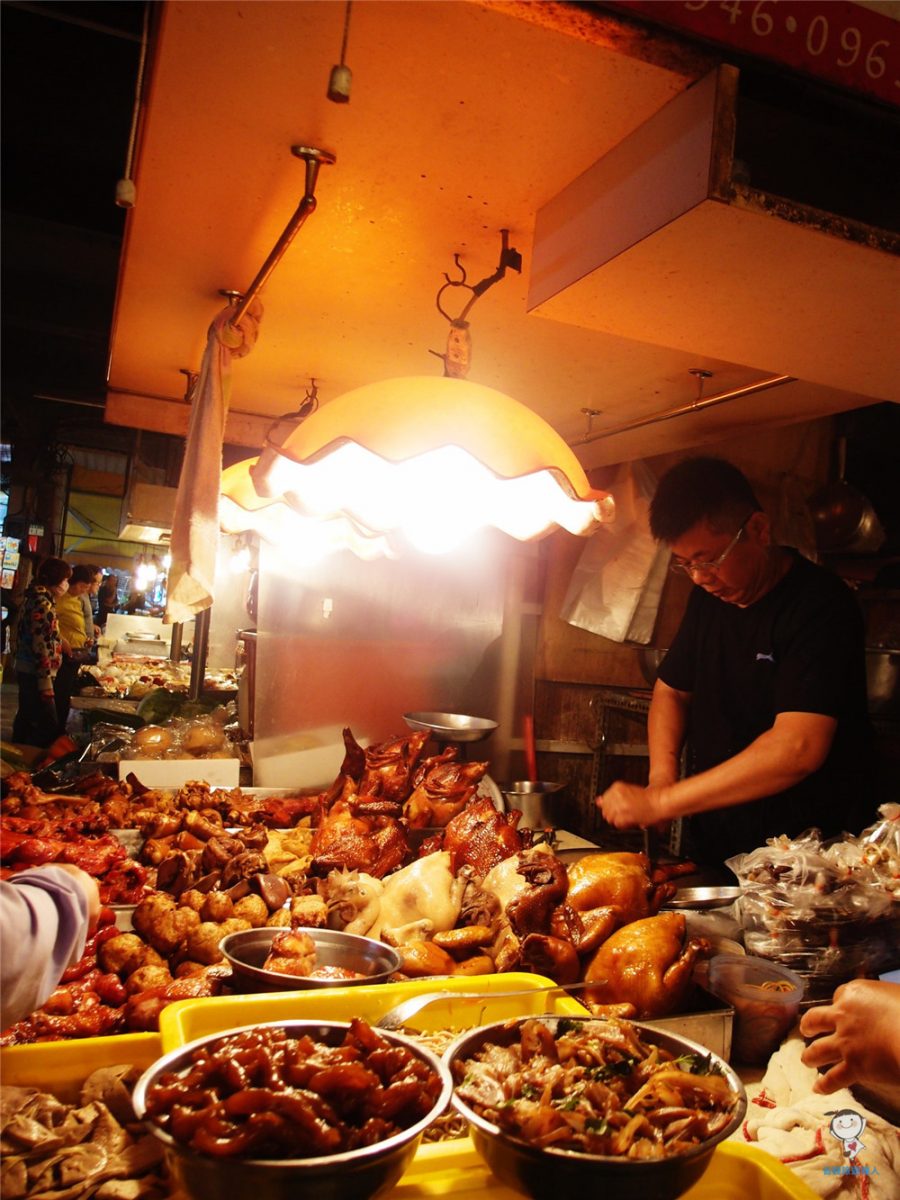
[189,606,211,700]
[571,373,796,447]
[229,145,335,327]
[169,621,183,663]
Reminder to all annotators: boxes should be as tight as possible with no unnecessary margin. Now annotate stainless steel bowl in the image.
[403,711,498,742]
[445,1015,746,1200]
[133,1019,452,1200]
[220,927,402,992]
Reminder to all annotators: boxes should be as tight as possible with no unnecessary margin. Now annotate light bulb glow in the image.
[221,377,615,560]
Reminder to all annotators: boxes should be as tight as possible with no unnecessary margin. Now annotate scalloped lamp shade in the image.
[220,376,613,558]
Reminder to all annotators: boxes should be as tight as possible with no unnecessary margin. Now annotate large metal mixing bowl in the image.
[133,1019,452,1200]
[444,1015,746,1200]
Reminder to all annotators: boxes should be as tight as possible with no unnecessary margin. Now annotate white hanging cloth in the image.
[560,459,666,644]
[164,300,263,624]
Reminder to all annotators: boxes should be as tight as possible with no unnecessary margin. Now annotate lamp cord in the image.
[339,0,352,67]
[116,0,150,206]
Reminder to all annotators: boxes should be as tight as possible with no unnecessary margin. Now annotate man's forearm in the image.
[656,712,836,820]
[647,682,688,786]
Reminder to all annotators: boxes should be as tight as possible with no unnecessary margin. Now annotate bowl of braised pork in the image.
[133,1017,452,1200]
[219,927,402,992]
[444,1014,745,1200]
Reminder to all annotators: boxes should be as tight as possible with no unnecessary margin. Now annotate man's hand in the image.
[597,782,666,829]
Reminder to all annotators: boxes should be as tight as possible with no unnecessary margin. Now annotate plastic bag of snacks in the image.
[727,823,899,996]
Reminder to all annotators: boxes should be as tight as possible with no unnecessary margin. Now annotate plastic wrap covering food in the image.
[92,713,238,762]
[727,816,900,996]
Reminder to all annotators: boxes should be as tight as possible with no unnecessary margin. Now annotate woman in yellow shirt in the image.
[54,565,94,731]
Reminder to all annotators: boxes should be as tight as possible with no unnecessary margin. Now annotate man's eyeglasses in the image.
[669,518,748,577]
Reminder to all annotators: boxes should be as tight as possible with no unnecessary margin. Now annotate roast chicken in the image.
[582,911,708,1019]
[566,851,675,946]
[357,729,430,802]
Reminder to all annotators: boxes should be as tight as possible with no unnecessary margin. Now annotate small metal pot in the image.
[499,781,566,828]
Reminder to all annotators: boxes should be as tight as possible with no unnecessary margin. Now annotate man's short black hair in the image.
[70,563,96,585]
[649,456,762,544]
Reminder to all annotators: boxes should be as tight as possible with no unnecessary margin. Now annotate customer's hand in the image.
[800,979,900,1094]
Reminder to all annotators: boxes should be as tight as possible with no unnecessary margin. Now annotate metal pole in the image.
[572,374,796,446]
[189,607,211,700]
[230,146,335,327]
[169,621,183,663]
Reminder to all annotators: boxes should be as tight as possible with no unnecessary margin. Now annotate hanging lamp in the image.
[221,374,613,558]
[220,235,614,558]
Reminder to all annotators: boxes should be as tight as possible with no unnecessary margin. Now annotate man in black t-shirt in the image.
[597,457,873,866]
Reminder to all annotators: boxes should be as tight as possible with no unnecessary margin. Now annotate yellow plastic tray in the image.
[394,1140,818,1200]
[158,971,591,1050]
[0,1031,162,1102]
[0,981,816,1200]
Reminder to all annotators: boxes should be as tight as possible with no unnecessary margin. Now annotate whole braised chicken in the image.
[565,851,674,946]
[582,911,708,1019]
[480,845,579,981]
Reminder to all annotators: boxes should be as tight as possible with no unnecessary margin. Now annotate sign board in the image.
[605,1,900,108]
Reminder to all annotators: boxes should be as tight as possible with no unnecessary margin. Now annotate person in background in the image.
[800,979,900,1097]
[55,563,94,732]
[0,863,100,1029]
[597,456,873,866]
[11,556,71,746]
[81,564,102,645]
[96,573,119,629]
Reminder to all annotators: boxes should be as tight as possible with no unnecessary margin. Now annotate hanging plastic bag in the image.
[560,459,665,644]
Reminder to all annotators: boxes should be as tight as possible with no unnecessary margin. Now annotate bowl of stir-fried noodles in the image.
[445,1015,745,1200]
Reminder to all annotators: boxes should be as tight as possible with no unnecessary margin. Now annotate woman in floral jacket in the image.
[11,556,71,746]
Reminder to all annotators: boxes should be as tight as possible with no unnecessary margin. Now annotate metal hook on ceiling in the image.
[434,228,522,326]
